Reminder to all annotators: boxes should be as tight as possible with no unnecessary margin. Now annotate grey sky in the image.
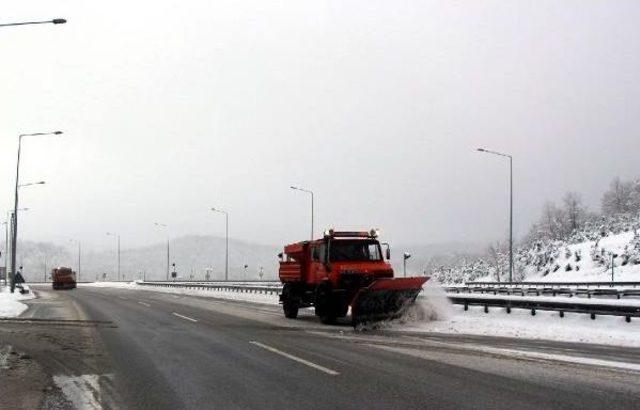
[1,1,639,252]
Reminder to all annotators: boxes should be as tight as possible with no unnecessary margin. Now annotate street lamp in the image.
[106,232,121,281]
[1,220,7,285]
[69,239,81,282]
[18,181,45,188]
[210,207,229,281]
[403,252,411,277]
[0,18,66,28]
[290,186,314,240]
[12,130,61,293]
[477,147,514,282]
[154,222,170,281]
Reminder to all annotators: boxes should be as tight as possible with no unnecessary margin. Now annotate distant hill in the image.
[2,235,484,283]
[3,235,280,282]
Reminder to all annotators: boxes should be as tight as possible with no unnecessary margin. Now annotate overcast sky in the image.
[1,1,639,252]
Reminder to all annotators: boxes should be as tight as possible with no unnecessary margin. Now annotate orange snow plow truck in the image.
[278,229,428,326]
[52,267,77,290]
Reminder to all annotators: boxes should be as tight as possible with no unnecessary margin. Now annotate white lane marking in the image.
[476,346,640,373]
[172,312,198,322]
[138,301,151,307]
[249,341,339,375]
[118,296,127,300]
[370,343,640,373]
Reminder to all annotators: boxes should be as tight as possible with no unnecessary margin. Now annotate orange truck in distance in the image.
[51,267,77,290]
[278,229,428,326]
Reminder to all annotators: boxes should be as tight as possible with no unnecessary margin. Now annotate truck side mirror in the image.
[386,248,391,260]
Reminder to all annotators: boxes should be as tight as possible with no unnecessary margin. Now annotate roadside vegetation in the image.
[433,176,640,284]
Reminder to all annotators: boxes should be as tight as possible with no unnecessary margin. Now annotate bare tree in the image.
[487,242,507,282]
[540,201,565,240]
[632,178,640,214]
[563,192,586,233]
[602,177,634,216]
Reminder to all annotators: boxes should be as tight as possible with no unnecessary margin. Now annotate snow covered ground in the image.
[81,281,279,305]
[394,302,640,348]
[0,285,36,317]
[85,281,640,347]
[383,282,640,347]
[526,230,640,282]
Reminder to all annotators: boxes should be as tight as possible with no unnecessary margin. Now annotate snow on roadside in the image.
[394,304,640,347]
[0,285,35,317]
[81,281,279,305]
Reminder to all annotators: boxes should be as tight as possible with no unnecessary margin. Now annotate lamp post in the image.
[1,220,6,285]
[18,181,46,188]
[403,252,411,277]
[290,186,314,240]
[210,207,229,281]
[477,147,514,282]
[12,130,61,293]
[154,222,170,281]
[106,232,120,281]
[0,18,66,28]
[69,239,81,282]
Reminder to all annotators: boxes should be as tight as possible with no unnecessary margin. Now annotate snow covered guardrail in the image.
[448,281,640,299]
[137,281,283,295]
[449,294,640,323]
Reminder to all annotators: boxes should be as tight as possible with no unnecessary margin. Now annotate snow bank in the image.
[0,285,35,318]
[395,304,640,347]
[400,280,455,322]
[82,281,279,305]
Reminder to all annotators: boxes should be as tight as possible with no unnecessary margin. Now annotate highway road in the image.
[4,285,640,409]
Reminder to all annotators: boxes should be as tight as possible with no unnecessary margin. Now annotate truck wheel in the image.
[282,284,299,319]
[315,284,337,324]
[283,301,299,319]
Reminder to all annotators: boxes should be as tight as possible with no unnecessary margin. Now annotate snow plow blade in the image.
[351,277,429,327]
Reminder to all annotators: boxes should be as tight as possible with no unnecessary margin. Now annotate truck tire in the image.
[282,284,299,319]
[315,284,337,324]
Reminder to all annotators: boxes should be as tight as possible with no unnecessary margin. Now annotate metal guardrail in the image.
[449,295,640,323]
[467,281,640,288]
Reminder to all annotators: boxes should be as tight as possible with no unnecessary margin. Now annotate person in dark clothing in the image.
[15,269,27,294]
[15,270,25,284]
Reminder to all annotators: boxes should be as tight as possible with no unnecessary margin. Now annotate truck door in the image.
[310,244,329,283]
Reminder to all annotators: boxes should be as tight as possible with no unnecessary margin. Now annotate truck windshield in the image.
[329,240,382,262]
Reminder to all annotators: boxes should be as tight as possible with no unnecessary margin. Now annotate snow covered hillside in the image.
[433,215,640,284]
[523,230,640,282]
